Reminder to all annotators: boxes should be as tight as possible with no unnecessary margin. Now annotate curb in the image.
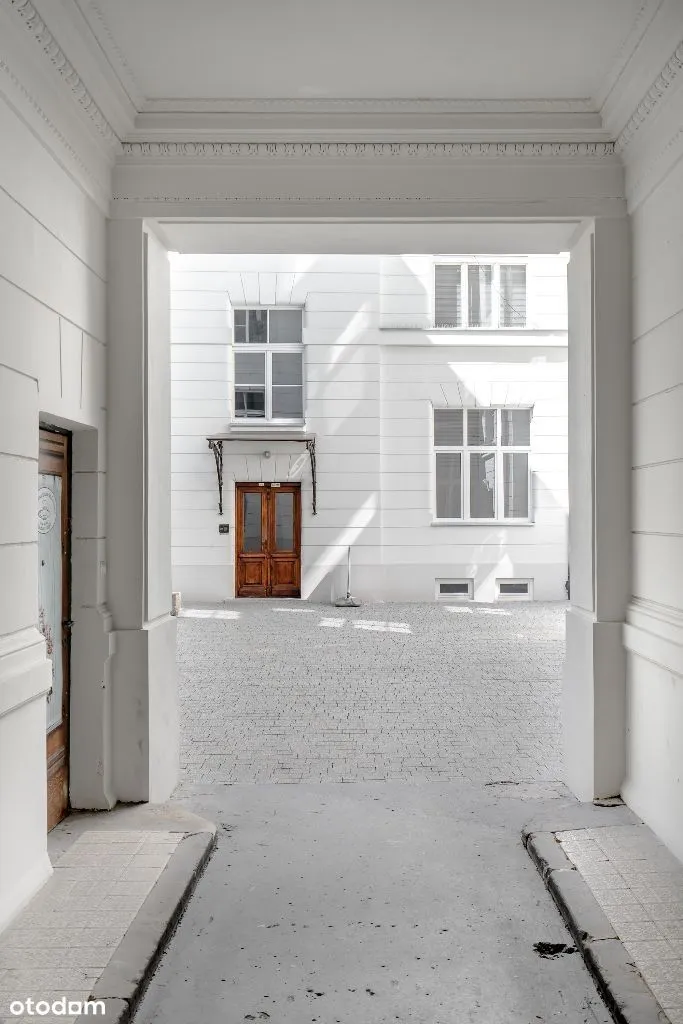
[524,828,671,1024]
[88,826,217,1023]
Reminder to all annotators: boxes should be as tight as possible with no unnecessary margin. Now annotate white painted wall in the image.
[0,90,108,931]
[170,254,569,604]
[622,153,683,861]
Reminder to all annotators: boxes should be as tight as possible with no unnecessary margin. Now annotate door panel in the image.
[236,483,301,598]
[38,430,71,831]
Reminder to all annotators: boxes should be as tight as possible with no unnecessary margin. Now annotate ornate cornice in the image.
[0,55,103,191]
[121,141,616,160]
[616,39,683,151]
[75,0,143,109]
[6,0,119,147]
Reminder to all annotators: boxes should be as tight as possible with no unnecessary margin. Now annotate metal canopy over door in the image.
[38,429,71,830]
[235,483,301,597]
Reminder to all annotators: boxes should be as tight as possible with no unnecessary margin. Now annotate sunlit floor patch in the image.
[319,617,345,627]
[353,620,412,634]
[272,607,317,613]
[180,609,240,620]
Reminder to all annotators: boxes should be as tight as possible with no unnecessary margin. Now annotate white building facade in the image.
[171,254,569,604]
[0,0,682,941]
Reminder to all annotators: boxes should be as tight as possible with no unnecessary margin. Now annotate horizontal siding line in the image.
[0,362,38,384]
[632,457,683,470]
[0,451,38,464]
[632,306,683,345]
[632,531,683,538]
[633,381,683,405]
[0,182,106,284]
[0,540,36,548]
[0,271,105,346]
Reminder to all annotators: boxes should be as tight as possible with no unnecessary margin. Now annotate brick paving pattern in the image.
[177,601,565,788]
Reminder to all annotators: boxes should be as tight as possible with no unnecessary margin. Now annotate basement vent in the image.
[497,579,533,599]
[436,579,473,600]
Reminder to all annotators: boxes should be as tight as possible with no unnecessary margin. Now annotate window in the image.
[497,579,533,599]
[233,308,304,421]
[434,263,527,328]
[436,579,473,600]
[434,407,531,521]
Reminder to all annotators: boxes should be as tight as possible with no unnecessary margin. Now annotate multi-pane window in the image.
[434,263,527,328]
[233,308,304,421]
[434,407,532,521]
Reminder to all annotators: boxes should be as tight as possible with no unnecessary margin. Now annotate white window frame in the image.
[433,258,528,329]
[496,578,534,600]
[435,578,474,600]
[433,406,533,524]
[232,306,305,425]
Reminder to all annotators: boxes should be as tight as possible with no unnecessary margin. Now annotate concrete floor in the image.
[133,601,618,1023]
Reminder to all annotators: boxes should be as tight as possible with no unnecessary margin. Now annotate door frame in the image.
[235,482,301,598]
[39,427,72,831]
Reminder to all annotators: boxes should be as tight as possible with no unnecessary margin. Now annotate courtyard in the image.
[177,601,565,789]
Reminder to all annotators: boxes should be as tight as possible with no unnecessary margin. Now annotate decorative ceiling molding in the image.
[616,38,683,151]
[74,0,144,109]
[594,0,664,111]
[121,141,616,160]
[5,0,119,147]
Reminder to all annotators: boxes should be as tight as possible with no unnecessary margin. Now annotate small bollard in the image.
[171,592,182,616]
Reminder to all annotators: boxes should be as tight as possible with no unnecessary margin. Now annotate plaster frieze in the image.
[5,0,119,147]
[120,141,616,160]
[140,97,597,115]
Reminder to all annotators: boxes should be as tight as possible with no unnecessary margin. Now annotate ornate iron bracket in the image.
[207,435,317,516]
[305,437,317,515]
[208,438,224,515]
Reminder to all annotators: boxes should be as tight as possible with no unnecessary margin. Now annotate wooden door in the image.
[235,483,301,598]
[38,430,71,831]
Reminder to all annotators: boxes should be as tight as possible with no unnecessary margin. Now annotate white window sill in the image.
[430,519,535,527]
[229,421,306,431]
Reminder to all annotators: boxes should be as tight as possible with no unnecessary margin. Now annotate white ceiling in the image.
[78,0,647,106]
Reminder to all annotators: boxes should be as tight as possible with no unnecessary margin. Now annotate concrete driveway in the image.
[132,601,619,1023]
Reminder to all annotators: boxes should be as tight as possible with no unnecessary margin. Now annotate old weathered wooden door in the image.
[235,483,301,598]
[38,429,71,830]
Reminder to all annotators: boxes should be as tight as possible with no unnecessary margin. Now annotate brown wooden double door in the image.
[38,429,71,831]
[236,483,301,598]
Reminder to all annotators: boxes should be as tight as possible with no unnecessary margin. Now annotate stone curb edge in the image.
[523,828,671,1024]
[86,824,217,1023]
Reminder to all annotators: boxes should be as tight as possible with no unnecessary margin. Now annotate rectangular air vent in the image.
[497,579,532,599]
[436,579,473,600]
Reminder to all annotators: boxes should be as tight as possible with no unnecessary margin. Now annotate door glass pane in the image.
[235,352,266,418]
[272,387,303,418]
[38,475,63,733]
[435,453,462,518]
[274,491,294,550]
[233,309,246,343]
[467,409,497,446]
[248,309,268,344]
[270,309,302,344]
[468,264,493,327]
[501,409,531,446]
[470,452,496,517]
[504,453,529,518]
[243,492,262,552]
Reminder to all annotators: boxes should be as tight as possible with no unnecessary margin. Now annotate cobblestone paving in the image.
[176,601,566,789]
